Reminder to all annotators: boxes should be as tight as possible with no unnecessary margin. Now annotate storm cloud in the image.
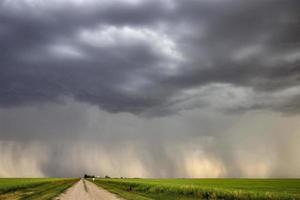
[1,0,299,114]
[0,0,300,177]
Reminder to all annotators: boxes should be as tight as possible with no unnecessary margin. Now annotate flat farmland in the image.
[1,178,299,199]
[0,178,78,200]
[94,178,300,200]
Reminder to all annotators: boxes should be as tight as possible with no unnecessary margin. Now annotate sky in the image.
[0,0,300,178]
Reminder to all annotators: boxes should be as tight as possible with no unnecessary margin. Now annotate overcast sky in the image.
[0,0,300,178]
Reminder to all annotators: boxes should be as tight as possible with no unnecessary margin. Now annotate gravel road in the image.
[56,179,122,200]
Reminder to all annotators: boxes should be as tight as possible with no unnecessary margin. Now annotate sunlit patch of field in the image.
[93,178,300,200]
[0,178,78,200]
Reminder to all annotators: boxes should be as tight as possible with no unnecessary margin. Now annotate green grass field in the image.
[0,178,78,200]
[93,178,300,200]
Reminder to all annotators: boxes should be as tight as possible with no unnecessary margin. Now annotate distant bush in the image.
[84,174,95,179]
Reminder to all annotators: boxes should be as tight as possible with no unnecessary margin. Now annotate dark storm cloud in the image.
[2,0,300,178]
[0,0,299,115]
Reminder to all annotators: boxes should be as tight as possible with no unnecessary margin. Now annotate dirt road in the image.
[56,179,122,200]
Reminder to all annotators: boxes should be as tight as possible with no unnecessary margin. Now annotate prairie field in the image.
[0,178,78,200]
[93,178,300,200]
[1,178,299,199]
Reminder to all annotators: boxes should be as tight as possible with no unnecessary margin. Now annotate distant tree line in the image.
[83,174,112,179]
[84,174,95,178]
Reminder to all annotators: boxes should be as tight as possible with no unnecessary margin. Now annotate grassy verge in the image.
[91,179,151,200]
[0,178,78,200]
[93,178,300,200]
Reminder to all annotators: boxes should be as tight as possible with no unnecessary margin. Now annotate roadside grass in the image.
[93,178,300,200]
[0,178,78,200]
[92,180,152,200]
